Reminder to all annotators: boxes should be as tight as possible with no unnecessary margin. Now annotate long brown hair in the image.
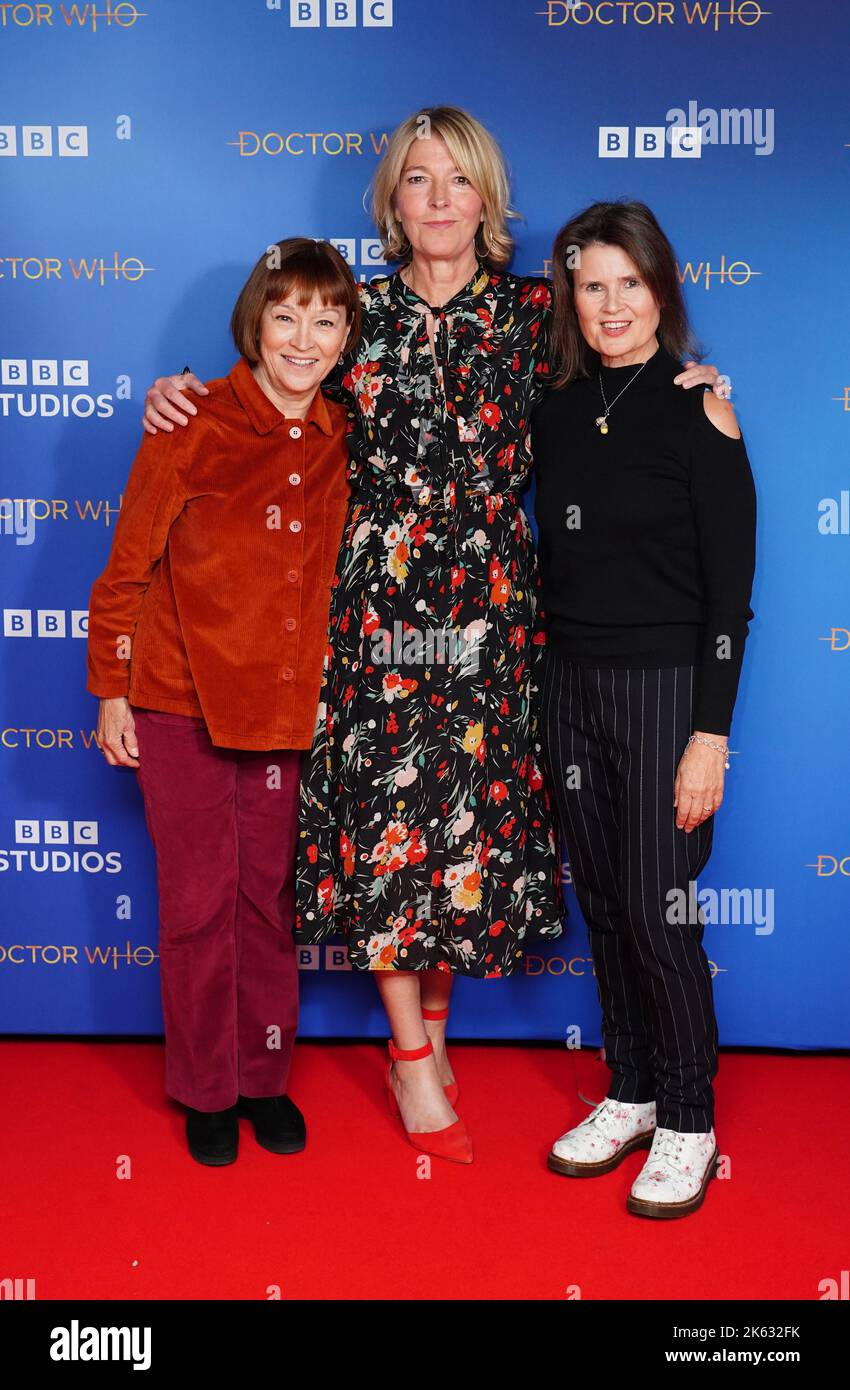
[549,200,702,389]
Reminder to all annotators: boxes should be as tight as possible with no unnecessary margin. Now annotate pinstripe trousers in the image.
[539,647,719,1133]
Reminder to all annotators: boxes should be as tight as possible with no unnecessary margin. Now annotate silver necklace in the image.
[595,356,650,435]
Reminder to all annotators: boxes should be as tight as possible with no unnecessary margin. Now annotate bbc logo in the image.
[289,0,393,25]
[298,946,353,971]
[15,821,99,845]
[1,360,89,387]
[330,238,387,267]
[0,126,88,157]
[599,126,702,158]
[3,611,89,638]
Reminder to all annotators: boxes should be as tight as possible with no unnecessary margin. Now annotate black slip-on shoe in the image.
[185,1104,239,1166]
[237,1094,306,1154]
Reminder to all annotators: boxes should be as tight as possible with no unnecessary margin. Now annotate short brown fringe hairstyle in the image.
[549,200,702,389]
[231,237,361,364]
[368,105,520,271]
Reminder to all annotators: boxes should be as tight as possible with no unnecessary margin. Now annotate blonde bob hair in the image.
[369,106,520,271]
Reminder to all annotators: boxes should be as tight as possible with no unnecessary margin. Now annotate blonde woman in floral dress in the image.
[142,106,723,1165]
[293,108,564,1164]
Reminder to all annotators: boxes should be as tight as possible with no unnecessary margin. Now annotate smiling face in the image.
[392,132,484,265]
[573,242,661,366]
[254,292,350,403]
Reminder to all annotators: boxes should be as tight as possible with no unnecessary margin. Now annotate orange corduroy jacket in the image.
[86,356,351,750]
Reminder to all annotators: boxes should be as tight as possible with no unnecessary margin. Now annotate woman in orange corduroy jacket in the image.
[86,238,358,1166]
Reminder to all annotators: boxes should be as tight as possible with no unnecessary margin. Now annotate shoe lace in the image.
[582,1097,634,1135]
[651,1130,689,1171]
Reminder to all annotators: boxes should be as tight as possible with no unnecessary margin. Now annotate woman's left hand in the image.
[675,361,732,399]
[674,737,726,833]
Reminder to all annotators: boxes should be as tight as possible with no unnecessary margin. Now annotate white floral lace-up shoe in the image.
[627,1126,719,1218]
[548,1097,656,1177]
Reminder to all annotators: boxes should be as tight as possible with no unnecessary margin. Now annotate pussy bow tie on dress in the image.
[401,262,496,566]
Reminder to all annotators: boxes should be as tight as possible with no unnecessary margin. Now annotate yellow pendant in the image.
[600,422,608,435]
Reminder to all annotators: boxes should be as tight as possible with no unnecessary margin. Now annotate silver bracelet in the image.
[687,734,731,770]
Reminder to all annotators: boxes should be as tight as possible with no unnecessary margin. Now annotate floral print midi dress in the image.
[295,258,564,977]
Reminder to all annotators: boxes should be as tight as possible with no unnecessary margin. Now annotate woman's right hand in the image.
[96,697,140,768]
[142,371,209,435]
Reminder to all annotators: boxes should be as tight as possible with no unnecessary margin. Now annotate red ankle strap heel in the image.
[420,1007,459,1107]
[388,1038,433,1062]
[385,1038,472,1165]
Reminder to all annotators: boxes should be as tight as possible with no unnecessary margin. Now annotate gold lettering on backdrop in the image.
[229,132,367,158]
[0,728,74,749]
[678,257,759,289]
[540,1,768,27]
[0,945,78,965]
[524,953,725,978]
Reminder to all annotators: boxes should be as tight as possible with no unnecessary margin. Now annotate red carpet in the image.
[1,1041,847,1301]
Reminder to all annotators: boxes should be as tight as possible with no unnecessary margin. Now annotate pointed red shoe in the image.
[421,1005,459,1108]
[385,1038,473,1165]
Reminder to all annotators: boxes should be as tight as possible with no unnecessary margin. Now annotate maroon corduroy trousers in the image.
[132,706,301,1111]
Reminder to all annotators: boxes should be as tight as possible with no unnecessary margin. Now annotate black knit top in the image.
[531,344,756,735]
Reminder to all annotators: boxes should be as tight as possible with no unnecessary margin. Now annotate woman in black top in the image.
[532,200,756,1219]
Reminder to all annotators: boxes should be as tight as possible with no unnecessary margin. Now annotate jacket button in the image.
[281,666,295,681]
[287,568,299,582]
[284,617,297,631]
[289,472,301,486]
[289,519,302,533]
[289,425,302,440]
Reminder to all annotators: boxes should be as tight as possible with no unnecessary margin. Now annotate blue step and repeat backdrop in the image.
[1,0,847,1047]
